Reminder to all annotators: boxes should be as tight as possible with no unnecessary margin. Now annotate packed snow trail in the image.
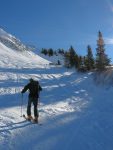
[0,67,113,150]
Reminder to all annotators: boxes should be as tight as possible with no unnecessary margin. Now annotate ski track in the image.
[0,67,113,150]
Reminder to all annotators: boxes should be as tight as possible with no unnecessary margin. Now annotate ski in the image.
[23,114,33,121]
[23,114,42,125]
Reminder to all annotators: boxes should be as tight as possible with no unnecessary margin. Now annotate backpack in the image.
[29,81,39,97]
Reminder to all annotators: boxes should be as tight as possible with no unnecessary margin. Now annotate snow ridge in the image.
[0,28,32,51]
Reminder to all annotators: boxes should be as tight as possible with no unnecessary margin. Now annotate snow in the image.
[0,42,50,68]
[0,29,113,150]
[0,28,11,37]
[0,65,113,150]
[35,49,65,65]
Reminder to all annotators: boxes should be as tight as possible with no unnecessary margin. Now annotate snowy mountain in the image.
[0,28,32,51]
[0,28,50,68]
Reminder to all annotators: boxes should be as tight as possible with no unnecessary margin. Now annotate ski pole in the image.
[38,90,40,106]
[21,94,23,117]
[38,96,40,106]
[37,95,40,120]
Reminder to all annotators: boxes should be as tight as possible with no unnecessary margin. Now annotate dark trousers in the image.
[27,97,39,117]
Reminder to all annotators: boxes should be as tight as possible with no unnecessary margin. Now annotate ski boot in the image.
[33,117,38,123]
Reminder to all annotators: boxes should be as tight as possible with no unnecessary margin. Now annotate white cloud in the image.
[105,38,113,45]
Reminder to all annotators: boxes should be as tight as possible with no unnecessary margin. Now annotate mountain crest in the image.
[0,28,32,51]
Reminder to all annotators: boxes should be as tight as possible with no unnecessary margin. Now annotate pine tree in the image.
[64,46,80,69]
[57,60,61,65]
[41,48,48,55]
[69,46,76,67]
[48,48,54,56]
[64,52,70,68]
[77,56,85,72]
[74,54,79,69]
[58,48,64,55]
[85,45,95,70]
[96,31,111,71]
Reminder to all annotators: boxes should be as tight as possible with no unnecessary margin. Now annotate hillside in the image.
[0,28,50,68]
[0,28,32,51]
[34,49,65,65]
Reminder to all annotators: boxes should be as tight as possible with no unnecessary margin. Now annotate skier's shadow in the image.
[0,120,32,133]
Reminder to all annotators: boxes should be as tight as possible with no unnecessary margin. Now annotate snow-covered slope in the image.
[0,28,50,68]
[40,53,64,65]
[0,42,50,68]
[0,65,113,150]
[35,49,64,65]
[0,28,32,51]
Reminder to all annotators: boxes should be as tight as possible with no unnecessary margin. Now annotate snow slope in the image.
[0,41,51,68]
[0,65,113,150]
[0,28,50,68]
[35,49,64,65]
[0,28,32,51]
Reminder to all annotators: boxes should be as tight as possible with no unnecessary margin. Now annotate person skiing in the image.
[21,78,42,123]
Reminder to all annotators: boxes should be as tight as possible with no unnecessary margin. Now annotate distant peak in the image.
[0,28,12,39]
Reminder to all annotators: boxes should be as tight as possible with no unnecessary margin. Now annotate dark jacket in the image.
[21,80,42,98]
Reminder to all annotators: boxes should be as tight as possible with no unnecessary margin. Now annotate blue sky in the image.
[0,0,113,61]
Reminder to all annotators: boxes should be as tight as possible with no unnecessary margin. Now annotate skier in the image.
[21,78,42,123]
